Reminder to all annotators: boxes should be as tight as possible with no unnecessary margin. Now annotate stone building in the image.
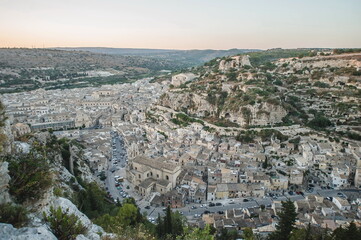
[11,123,31,138]
[127,155,182,197]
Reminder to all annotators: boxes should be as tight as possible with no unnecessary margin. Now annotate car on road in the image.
[191,206,197,209]
[204,210,210,214]
[337,192,346,198]
[243,199,249,202]
[325,197,333,201]
[229,200,235,204]
[208,202,215,207]
[288,191,294,195]
[218,211,224,214]
[215,203,222,206]
[194,214,201,218]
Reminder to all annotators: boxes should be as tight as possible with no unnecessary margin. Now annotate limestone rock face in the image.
[160,92,287,127]
[279,55,361,71]
[160,92,217,117]
[221,102,287,127]
[171,73,197,87]
[1,119,14,154]
[0,223,57,240]
[0,162,11,204]
[219,55,251,72]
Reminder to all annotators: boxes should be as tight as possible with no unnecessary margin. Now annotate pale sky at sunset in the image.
[1,0,360,50]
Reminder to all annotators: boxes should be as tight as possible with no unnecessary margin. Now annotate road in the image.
[104,130,129,202]
[142,188,361,221]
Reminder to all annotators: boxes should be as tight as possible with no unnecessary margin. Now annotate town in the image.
[2,50,361,237]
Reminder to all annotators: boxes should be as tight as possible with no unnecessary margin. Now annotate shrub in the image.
[0,203,28,228]
[308,115,333,129]
[43,206,87,240]
[313,81,330,88]
[7,152,53,203]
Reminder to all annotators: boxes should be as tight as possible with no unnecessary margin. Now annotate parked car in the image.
[208,202,215,207]
[191,206,197,209]
[218,211,224,214]
[243,199,249,202]
[204,210,210,214]
[215,203,222,206]
[337,192,346,198]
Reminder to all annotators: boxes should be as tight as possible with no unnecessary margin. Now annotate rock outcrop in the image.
[220,102,287,126]
[160,92,217,117]
[219,55,251,72]
[160,92,287,127]
[171,73,197,87]
[0,223,57,240]
[41,197,105,240]
[0,162,11,204]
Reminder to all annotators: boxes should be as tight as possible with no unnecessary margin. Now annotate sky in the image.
[0,0,360,50]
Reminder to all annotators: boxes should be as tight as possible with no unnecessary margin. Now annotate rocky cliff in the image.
[160,91,217,117]
[219,55,252,72]
[0,129,107,239]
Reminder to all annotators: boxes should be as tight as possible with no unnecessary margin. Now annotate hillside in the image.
[158,49,361,133]
[55,47,259,66]
[0,48,258,93]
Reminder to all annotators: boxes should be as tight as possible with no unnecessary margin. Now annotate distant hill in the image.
[53,47,260,67]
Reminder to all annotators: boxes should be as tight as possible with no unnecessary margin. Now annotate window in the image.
[139,174,141,179]
[166,175,169,180]
[157,174,159,178]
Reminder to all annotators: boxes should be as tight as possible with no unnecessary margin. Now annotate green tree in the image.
[268,199,297,240]
[242,227,255,240]
[156,214,164,238]
[43,206,87,240]
[164,205,173,235]
[181,224,214,240]
[217,228,240,240]
[307,115,332,130]
[117,203,139,227]
[156,208,186,239]
[332,221,361,240]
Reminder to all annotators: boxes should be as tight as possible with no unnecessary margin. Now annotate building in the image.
[11,123,31,138]
[127,155,182,197]
[332,197,351,211]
